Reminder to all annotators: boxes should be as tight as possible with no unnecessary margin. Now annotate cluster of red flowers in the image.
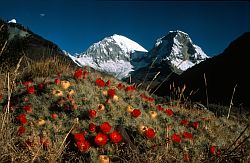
[74,132,90,152]
[91,122,122,146]
[131,109,141,118]
[210,145,221,157]
[74,69,89,79]
[23,81,35,94]
[95,78,106,87]
[180,119,199,130]
[73,122,123,152]
[140,94,154,102]
[16,113,28,136]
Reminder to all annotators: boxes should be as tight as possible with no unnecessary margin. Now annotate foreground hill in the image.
[0,64,249,162]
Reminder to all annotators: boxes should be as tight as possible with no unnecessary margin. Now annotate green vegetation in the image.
[0,58,249,163]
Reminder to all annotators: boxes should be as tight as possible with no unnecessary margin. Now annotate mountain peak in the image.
[109,34,148,53]
[8,19,17,24]
[169,30,189,36]
[150,30,208,72]
[73,34,148,79]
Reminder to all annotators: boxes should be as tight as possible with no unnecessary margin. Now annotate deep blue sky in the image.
[0,0,249,56]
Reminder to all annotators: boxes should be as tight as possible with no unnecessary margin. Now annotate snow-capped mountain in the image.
[144,30,208,74]
[8,19,17,23]
[68,31,208,80]
[72,34,148,79]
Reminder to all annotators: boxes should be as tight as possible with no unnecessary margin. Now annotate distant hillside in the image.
[154,32,250,109]
[0,19,76,71]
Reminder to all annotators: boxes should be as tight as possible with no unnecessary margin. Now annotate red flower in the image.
[145,128,156,139]
[95,133,108,146]
[74,69,83,79]
[140,94,154,102]
[38,83,44,90]
[0,94,2,102]
[125,86,136,92]
[27,86,35,94]
[192,121,199,129]
[51,113,58,119]
[131,109,141,118]
[180,119,189,126]
[88,109,97,118]
[210,146,216,155]
[18,126,26,135]
[106,80,111,87]
[23,105,32,113]
[182,132,193,139]
[23,81,32,87]
[165,109,174,117]
[89,123,96,132]
[54,78,60,85]
[117,83,125,90]
[23,97,29,102]
[156,104,164,111]
[217,149,221,157]
[100,122,112,133]
[71,104,77,111]
[107,89,116,98]
[40,137,50,148]
[96,78,105,87]
[16,114,27,125]
[110,131,122,143]
[74,132,85,142]
[147,96,154,102]
[183,151,190,161]
[83,71,89,79]
[171,133,181,143]
[140,94,146,99]
[76,140,90,152]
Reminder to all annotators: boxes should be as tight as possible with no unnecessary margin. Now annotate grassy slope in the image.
[0,58,249,163]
